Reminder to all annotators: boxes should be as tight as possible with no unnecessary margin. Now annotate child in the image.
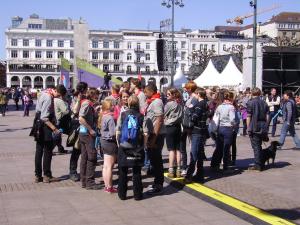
[99,99,118,193]
[116,95,144,200]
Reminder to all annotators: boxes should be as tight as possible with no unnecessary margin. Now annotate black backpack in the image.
[182,106,194,129]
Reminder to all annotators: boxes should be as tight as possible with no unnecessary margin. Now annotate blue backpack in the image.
[120,114,140,148]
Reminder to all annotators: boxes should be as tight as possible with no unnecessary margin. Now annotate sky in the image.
[1,0,299,58]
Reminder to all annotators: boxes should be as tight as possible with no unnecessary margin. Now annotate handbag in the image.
[66,127,79,147]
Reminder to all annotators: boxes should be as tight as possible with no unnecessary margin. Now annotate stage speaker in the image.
[156,39,166,71]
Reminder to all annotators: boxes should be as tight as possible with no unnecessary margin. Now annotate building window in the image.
[137,66,141,73]
[92,40,98,48]
[181,64,185,72]
[58,40,64,47]
[146,66,150,72]
[114,41,120,49]
[200,44,203,51]
[23,39,29,46]
[181,41,186,49]
[211,44,215,51]
[127,42,131,49]
[137,43,141,50]
[70,51,74,59]
[103,41,109,48]
[23,50,29,58]
[136,54,141,62]
[11,39,18,46]
[146,53,150,61]
[35,51,42,58]
[204,44,208,51]
[46,51,53,58]
[114,52,120,60]
[35,39,41,47]
[47,40,53,47]
[223,44,226,51]
[103,52,109,60]
[28,24,42,29]
[192,44,196,50]
[114,64,120,72]
[146,43,150,49]
[127,53,132,60]
[103,64,109,72]
[70,40,74,47]
[181,52,186,60]
[11,50,18,58]
[58,51,64,58]
[283,31,287,36]
[92,51,98,60]
[292,32,296,39]
[127,65,131,72]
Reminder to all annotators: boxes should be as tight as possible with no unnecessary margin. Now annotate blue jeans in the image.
[279,122,300,148]
[268,111,278,136]
[187,133,205,178]
[211,127,233,170]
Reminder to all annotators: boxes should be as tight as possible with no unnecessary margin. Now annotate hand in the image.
[89,129,96,137]
[53,128,61,135]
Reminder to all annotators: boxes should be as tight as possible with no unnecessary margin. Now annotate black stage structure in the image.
[263,46,300,95]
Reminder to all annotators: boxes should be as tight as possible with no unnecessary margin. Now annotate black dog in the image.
[261,141,280,167]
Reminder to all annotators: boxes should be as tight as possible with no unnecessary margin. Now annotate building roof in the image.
[270,12,300,23]
[215,26,242,32]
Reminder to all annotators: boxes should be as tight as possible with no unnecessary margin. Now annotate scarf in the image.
[146,93,161,105]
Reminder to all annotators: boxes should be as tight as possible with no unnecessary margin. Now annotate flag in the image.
[76,57,122,88]
[60,58,70,88]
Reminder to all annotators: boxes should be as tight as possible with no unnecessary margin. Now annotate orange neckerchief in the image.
[146,93,161,105]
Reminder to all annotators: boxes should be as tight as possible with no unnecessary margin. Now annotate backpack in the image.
[182,106,194,129]
[120,113,140,148]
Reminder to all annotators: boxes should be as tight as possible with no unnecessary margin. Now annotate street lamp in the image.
[161,0,184,87]
[250,0,257,88]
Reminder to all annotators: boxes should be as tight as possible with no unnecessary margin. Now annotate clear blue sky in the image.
[1,0,299,58]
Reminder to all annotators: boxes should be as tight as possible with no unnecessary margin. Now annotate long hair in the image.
[97,99,113,128]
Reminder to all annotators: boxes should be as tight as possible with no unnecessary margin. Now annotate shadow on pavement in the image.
[265,207,300,221]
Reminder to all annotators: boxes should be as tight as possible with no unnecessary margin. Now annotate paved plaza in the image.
[0,106,300,225]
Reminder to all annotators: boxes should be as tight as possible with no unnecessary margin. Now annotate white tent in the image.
[194,60,220,87]
[219,57,243,87]
[173,68,188,87]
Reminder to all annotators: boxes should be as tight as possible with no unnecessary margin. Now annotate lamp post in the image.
[161,0,184,87]
[250,0,257,88]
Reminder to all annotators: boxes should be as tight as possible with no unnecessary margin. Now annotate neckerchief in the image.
[146,93,161,105]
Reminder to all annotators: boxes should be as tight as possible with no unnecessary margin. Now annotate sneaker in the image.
[34,176,43,183]
[104,186,118,193]
[147,184,163,195]
[86,184,103,190]
[176,170,182,178]
[248,165,263,172]
[69,173,80,182]
[43,176,60,183]
[181,169,187,177]
[167,172,175,178]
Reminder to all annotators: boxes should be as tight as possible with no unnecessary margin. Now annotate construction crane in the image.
[226,4,281,25]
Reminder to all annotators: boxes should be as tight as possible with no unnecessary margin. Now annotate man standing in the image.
[34,85,67,183]
[279,90,300,150]
[266,88,281,137]
[143,83,165,194]
[246,88,269,171]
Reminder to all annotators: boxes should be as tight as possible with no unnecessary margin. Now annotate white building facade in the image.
[5,14,253,89]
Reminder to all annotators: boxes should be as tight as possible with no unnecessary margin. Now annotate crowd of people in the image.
[9,78,300,201]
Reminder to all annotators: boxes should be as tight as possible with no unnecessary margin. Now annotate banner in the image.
[60,57,70,88]
[76,57,122,88]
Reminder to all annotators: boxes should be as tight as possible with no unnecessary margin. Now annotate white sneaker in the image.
[181,169,187,176]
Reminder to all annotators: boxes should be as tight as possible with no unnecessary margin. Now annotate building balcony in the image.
[126,70,158,75]
[9,68,58,72]
[134,60,145,64]
[134,48,144,53]
[94,59,122,63]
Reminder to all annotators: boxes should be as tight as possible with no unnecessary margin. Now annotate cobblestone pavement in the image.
[1,106,300,224]
[0,107,251,225]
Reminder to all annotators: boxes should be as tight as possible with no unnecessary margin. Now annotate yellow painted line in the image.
[164,173,295,225]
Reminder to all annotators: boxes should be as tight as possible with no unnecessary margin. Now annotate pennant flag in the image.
[60,57,70,88]
[76,57,122,88]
